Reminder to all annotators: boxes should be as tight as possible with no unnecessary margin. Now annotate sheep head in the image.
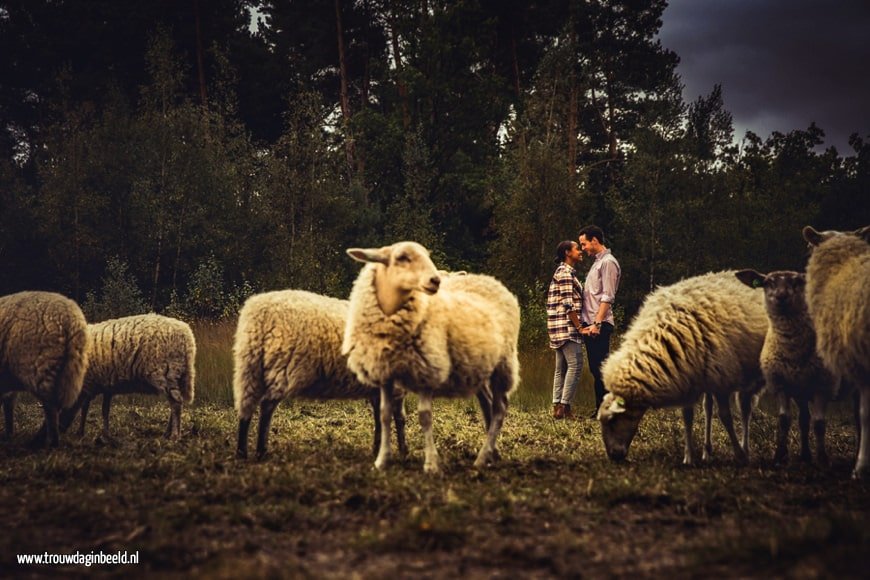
[347,241,442,316]
[597,393,646,462]
[803,225,870,248]
[736,269,806,317]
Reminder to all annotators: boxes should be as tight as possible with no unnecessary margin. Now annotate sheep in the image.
[735,269,839,466]
[0,291,89,447]
[233,289,408,460]
[802,225,870,479]
[342,241,521,474]
[59,314,196,441]
[597,271,767,466]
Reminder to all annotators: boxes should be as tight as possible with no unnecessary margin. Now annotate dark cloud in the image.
[659,0,870,153]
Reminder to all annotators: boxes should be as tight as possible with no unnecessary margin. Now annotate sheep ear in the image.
[802,226,826,247]
[347,247,390,265]
[597,394,626,420]
[853,225,870,243]
[735,269,765,289]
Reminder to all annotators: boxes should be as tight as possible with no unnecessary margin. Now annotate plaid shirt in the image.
[547,262,583,349]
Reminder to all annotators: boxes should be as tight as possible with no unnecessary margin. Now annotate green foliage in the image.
[518,281,549,351]
[165,255,255,321]
[1,0,869,324]
[82,257,149,322]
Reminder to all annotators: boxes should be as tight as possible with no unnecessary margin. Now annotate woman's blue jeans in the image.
[552,340,583,405]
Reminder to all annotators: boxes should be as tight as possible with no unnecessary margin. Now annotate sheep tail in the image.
[57,323,90,409]
[233,339,263,419]
[181,340,196,405]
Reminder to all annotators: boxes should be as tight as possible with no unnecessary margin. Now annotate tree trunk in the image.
[334,0,355,179]
[390,17,411,131]
[193,0,208,108]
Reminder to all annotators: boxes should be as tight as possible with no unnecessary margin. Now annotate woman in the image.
[546,240,585,419]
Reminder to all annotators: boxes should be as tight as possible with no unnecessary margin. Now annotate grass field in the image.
[1,321,868,578]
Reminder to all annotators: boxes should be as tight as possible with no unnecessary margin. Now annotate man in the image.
[578,225,621,417]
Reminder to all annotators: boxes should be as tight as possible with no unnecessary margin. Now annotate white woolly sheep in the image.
[802,225,870,479]
[0,291,89,447]
[233,289,407,460]
[60,314,195,441]
[736,269,839,466]
[342,241,521,474]
[597,271,767,466]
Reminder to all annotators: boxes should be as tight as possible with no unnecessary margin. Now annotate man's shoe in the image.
[562,404,575,420]
[553,403,564,419]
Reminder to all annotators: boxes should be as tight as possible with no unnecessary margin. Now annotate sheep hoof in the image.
[817,453,830,468]
[424,462,441,475]
[773,450,788,466]
[373,458,388,471]
[95,434,119,448]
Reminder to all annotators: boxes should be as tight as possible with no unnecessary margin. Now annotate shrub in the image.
[82,257,149,321]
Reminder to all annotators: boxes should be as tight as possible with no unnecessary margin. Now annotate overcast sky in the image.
[658,0,870,153]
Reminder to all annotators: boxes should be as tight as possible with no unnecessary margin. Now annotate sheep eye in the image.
[396,254,411,263]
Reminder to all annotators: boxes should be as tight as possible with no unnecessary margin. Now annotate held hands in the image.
[579,323,601,337]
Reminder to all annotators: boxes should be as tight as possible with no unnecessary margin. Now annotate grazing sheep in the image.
[597,271,767,465]
[233,289,407,460]
[0,291,89,447]
[736,269,839,466]
[60,314,195,441]
[342,241,521,474]
[802,225,870,479]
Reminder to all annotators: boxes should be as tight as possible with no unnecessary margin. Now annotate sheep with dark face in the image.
[802,225,870,479]
[598,271,767,465]
[342,241,520,474]
[736,269,839,466]
[0,291,89,447]
[233,289,407,460]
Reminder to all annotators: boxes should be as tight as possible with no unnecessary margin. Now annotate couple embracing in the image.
[547,225,621,420]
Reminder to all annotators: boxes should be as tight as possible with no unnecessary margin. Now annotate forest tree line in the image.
[1,0,868,345]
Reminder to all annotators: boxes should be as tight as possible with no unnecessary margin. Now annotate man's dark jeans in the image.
[584,322,613,410]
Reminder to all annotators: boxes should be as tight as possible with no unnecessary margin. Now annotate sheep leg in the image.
[854,387,870,480]
[255,399,280,461]
[418,394,440,474]
[391,389,408,458]
[369,392,381,458]
[773,392,791,465]
[681,405,696,466]
[78,396,91,437]
[738,391,754,459]
[165,389,183,440]
[702,393,714,461]
[3,393,15,439]
[475,387,508,468]
[98,394,118,446]
[853,387,861,457]
[237,415,252,459]
[715,393,748,465]
[810,392,829,467]
[476,388,493,433]
[28,403,60,448]
[797,398,812,463]
[58,392,87,436]
[374,384,394,471]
